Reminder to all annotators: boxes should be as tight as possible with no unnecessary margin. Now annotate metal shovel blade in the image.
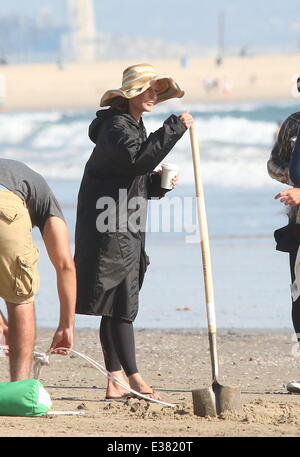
[192,386,216,417]
[192,381,241,417]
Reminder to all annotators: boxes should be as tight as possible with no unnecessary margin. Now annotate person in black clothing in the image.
[268,114,300,392]
[74,63,193,400]
[268,116,300,336]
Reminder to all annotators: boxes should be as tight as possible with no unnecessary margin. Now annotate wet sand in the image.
[1,327,300,437]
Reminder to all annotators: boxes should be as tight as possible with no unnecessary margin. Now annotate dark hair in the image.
[109,97,129,112]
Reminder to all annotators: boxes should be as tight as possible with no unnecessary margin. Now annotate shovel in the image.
[189,123,241,417]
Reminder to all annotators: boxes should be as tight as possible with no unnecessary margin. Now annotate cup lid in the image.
[161,162,178,170]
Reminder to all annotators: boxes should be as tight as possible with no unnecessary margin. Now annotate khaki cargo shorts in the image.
[0,190,40,304]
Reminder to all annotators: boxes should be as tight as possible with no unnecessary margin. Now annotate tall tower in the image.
[66,0,96,62]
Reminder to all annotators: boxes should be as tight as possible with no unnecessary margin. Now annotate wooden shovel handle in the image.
[190,124,219,380]
[189,124,216,334]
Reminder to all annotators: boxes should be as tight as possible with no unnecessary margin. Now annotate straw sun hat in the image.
[100,63,185,107]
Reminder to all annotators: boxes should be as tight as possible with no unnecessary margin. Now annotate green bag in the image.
[0,379,52,416]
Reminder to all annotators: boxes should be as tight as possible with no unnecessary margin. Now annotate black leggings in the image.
[99,316,138,376]
[289,250,300,338]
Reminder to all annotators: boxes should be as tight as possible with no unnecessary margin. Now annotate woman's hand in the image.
[178,112,193,129]
[275,188,300,206]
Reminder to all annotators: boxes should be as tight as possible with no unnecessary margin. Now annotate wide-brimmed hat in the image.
[100,63,185,107]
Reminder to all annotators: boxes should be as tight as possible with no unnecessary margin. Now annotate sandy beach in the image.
[1,327,300,438]
[1,54,300,111]
[1,54,300,441]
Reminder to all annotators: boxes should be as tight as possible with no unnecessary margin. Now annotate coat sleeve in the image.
[103,115,187,176]
[146,171,170,199]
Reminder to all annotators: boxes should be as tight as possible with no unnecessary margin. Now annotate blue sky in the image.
[0,0,299,52]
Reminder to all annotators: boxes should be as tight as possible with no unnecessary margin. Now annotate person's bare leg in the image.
[6,301,36,381]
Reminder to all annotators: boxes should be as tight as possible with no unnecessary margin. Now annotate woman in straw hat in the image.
[74,63,193,400]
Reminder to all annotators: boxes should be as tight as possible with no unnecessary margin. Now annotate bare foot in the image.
[105,370,131,399]
[128,373,161,400]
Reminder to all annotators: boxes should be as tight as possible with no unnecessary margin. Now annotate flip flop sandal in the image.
[130,391,160,401]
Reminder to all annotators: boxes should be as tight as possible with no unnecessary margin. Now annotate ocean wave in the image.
[144,115,276,147]
[149,98,300,117]
[0,104,291,188]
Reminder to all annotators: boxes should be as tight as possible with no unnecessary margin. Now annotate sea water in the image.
[0,99,298,330]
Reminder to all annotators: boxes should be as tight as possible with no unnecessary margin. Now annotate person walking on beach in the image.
[0,159,76,381]
[268,112,300,334]
[74,63,193,400]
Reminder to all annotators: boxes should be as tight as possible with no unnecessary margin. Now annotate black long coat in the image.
[74,108,187,321]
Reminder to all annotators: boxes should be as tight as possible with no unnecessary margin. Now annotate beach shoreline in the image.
[1,55,300,111]
[1,327,300,437]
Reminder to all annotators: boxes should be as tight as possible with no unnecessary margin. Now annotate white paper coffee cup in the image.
[161,163,179,189]
[161,163,178,189]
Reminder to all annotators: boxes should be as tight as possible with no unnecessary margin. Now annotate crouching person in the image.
[0,159,76,381]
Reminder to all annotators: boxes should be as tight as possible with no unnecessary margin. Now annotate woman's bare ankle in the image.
[105,371,130,398]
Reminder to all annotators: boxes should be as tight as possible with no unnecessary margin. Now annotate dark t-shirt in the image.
[0,159,65,233]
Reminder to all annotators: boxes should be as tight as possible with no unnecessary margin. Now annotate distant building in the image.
[62,0,96,62]
[0,14,65,64]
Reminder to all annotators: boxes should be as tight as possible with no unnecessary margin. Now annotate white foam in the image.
[30,121,89,149]
[150,98,299,115]
[144,115,276,146]
[0,106,288,188]
[0,111,62,145]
